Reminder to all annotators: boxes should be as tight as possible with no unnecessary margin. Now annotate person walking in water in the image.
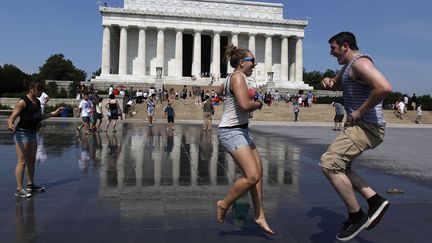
[215,44,273,234]
[320,32,392,241]
[8,79,64,198]
[105,94,120,132]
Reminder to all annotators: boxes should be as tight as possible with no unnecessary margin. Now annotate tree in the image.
[91,68,101,79]
[0,64,29,96]
[38,54,86,81]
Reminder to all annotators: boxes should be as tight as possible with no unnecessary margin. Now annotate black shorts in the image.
[167,116,174,123]
[96,113,103,120]
[82,116,90,123]
[334,114,344,122]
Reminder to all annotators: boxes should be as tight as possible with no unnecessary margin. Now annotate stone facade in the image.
[92,0,311,90]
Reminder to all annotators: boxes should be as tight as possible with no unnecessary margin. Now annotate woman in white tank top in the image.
[215,44,273,234]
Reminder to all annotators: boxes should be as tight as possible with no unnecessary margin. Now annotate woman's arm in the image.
[231,73,262,112]
[7,99,25,132]
[42,107,64,120]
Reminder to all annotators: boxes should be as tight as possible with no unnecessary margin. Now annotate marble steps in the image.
[127,100,431,124]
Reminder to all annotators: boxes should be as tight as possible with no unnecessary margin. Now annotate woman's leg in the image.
[249,147,274,234]
[105,119,111,131]
[15,142,29,190]
[25,141,38,185]
[112,120,117,132]
[217,147,260,223]
[97,119,102,130]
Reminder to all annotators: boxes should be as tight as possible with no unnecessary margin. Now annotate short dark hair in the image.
[329,32,359,51]
[109,94,115,99]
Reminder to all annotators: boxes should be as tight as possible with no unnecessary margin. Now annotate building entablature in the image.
[100,6,308,27]
[102,12,305,37]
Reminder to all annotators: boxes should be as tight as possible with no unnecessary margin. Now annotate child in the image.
[202,95,214,131]
[125,99,135,117]
[147,94,156,127]
[164,100,176,130]
[95,97,103,131]
[77,93,93,135]
[89,105,97,132]
[293,100,300,122]
[416,104,423,124]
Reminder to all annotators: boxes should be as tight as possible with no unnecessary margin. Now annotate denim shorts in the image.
[14,128,38,143]
[217,127,255,152]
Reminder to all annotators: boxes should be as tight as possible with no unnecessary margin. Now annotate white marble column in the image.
[289,36,296,81]
[227,32,239,74]
[192,30,202,77]
[101,25,111,75]
[119,26,128,75]
[281,36,289,81]
[212,31,221,77]
[137,27,146,76]
[175,28,183,77]
[265,35,273,73]
[295,37,303,81]
[248,33,256,55]
[248,33,256,78]
[156,28,165,73]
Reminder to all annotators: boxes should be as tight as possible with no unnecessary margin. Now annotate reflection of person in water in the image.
[165,129,174,153]
[105,132,119,187]
[15,200,36,242]
[76,134,90,172]
[106,132,119,156]
[35,134,47,164]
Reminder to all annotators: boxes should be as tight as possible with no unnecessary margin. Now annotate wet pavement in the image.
[0,117,431,243]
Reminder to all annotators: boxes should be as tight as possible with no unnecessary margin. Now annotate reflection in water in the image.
[105,132,120,187]
[15,199,36,242]
[36,134,47,164]
[76,132,103,173]
[96,124,301,197]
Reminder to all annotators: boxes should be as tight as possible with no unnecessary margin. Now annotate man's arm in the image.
[321,67,345,91]
[349,58,392,121]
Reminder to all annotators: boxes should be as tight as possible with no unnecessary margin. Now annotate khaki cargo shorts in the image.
[320,121,385,173]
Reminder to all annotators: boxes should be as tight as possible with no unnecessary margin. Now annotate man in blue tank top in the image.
[320,32,393,241]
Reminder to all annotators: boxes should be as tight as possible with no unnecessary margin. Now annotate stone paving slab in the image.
[0,117,431,243]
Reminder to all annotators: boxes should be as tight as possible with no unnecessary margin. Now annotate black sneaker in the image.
[26,184,46,192]
[336,212,369,241]
[366,198,390,230]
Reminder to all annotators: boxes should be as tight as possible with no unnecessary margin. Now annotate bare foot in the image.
[217,200,227,223]
[255,217,275,235]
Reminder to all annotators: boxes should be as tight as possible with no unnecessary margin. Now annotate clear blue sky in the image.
[1,0,430,95]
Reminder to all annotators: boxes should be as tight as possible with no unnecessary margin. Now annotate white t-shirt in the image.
[38,92,49,107]
[403,96,409,104]
[108,86,113,95]
[79,100,93,117]
[398,101,405,112]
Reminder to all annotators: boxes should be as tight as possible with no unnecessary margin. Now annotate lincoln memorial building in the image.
[92,0,311,90]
